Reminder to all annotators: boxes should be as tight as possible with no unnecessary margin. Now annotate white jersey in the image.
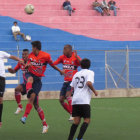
[0,51,11,77]
[11,25,20,33]
[70,69,94,105]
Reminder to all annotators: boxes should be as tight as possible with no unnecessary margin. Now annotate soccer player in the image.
[8,49,29,114]
[68,58,98,140]
[53,44,81,122]
[20,41,64,133]
[0,51,23,128]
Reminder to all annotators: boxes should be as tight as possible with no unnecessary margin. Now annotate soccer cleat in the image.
[76,139,83,140]
[42,125,49,134]
[68,115,74,123]
[20,117,27,124]
[15,107,23,115]
[0,122,2,128]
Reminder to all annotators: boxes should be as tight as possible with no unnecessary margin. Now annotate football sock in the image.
[0,104,3,122]
[23,103,32,118]
[67,97,72,114]
[37,107,47,126]
[77,122,89,139]
[68,124,78,140]
[15,92,22,108]
[62,102,71,114]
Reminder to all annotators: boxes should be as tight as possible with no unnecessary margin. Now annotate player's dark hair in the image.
[81,58,91,69]
[64,44,72,50]
[31,41,41,50]
[13,21,17,24]
[23,49,29,52]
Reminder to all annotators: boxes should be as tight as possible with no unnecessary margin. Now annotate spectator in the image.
[92,0,104,16]
[63,0,74,16]
[11,21,27,41]
[101,0,110,16]
[108,0,119,16]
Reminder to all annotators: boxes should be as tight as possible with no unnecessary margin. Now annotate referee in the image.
[0,51,23,128]
[68,58,98,140]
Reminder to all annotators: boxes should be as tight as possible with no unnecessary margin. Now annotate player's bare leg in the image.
[15,85,23,114]
[0,97,3,128]
[68,117,81,140]
[34,102,49,134]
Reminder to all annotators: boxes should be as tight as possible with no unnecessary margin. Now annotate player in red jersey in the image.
[8,49,29,115]
[20,41,64,134]
[53,44,81,122]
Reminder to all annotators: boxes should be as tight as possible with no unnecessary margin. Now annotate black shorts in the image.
[0,76,5,97]
[25,72,42,96]
[20,84,26,95]
[60,81,71,97]
[72,105,91,118]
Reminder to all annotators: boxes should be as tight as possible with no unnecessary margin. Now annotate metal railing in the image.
[3,46,140,90]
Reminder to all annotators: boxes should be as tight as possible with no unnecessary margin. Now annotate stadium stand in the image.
[0,0,139,91]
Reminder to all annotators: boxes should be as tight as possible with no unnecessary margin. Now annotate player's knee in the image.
[66,91,71,97]
[59,98,64,104]
[28,93,35,103]
[74,120,80,125]
[15,87,20,93]
[84,118,90,124]
[27,76,33,83]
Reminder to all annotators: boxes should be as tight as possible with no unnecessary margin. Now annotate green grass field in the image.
[0,98,140,140]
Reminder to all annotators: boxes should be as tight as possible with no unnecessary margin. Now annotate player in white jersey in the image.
[0,51,23,128]
[68,58,98,140]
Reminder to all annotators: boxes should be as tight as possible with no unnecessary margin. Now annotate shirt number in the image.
[75,76,85,88]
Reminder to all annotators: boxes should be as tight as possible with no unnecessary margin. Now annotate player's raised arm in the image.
[73,50,81,64]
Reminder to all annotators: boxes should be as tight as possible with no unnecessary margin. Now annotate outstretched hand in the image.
[8,68,15,74]
[60,70,65,76]
[94,91,98,96]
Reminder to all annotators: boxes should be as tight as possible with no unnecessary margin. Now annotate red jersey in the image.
[14,59,28,82]
[28,51,53,77]
[53,52,81,81]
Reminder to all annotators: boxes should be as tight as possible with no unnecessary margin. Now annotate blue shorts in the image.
[20,83,39,105]
[60,81,71,97]
[25,72,42,99]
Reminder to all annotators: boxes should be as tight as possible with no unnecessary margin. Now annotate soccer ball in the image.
[26,35,31,41]
[24,4,34,14]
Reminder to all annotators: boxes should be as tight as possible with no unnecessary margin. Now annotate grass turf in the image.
[0,98,140,140]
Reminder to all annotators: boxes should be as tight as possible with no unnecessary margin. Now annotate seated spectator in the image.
[11,21,27,41]
[92,0,104,16]
[101,0,110,16]
[63,0,75,16]
[108,0,119,16]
